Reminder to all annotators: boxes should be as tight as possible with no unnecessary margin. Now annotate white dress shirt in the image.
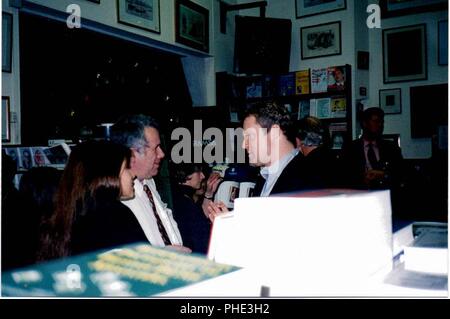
[259,149,297,197]
[121,178,183,247]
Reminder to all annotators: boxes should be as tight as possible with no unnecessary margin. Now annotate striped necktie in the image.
[143,184,171,245]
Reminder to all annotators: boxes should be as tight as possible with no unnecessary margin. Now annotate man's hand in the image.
[206,201,229,223]
[204,172,222,199]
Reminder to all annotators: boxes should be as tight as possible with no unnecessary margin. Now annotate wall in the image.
[2,2,21,144]
[367,1,447,159]
[230,0,447,159]
[2,0,217,144]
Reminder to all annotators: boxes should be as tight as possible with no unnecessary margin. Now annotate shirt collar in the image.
[260,149,297,180]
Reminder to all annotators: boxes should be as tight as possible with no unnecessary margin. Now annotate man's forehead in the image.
[144,127,160,142]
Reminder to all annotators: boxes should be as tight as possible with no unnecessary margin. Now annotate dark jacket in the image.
[172,185,211,254]
[341,138,404,189]
[70,191,147,256]
[253,152,313,196]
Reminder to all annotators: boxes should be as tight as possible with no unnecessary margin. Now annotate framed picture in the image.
[175,0,209,53]
[295,0,346,19]
[2,12,13,73]
[2,96,11,142]
[301,21,341,60]
[380,0,447,18]
[85,0,100,3]
[382,24,427,83]
[379,88,401,115]
[438,20,448,66]
[117,0,160,34]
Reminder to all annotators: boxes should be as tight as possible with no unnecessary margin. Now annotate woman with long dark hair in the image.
[38,141,146,261]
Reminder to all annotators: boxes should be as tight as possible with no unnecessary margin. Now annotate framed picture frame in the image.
[379,88,402,115]
[117,0,160,34]
[85,0,100,3]
[175,0,209,53]
[382,24,427,83]
[301,21,341,60]
[2,96,11,142]
[295,0,346,19]
[380,0,447,18]
[438,20,448,66]
[2,12,13,73]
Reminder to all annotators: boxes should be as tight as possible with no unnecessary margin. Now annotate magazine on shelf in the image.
[277,73,295,96]
[245,77,263,98]
[298,99,311,120]
[310,98,331,119]
[330,97,346,118]
[310,68,328,93]
[327,66,346,92]
[329,123,347,150]
[295,70,310,95]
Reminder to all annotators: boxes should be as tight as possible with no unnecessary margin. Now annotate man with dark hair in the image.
[111,114,191,253]
[240,101,307,196]
[342,107,404,190]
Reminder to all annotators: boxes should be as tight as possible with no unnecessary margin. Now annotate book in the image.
[298,99,311,120]
[277,73,295,96]
[310,98,331,119]
[404,227,448,275]
[214,181,255,209]
[295,70,310,95]
[245,77,262,98]
[1,242,239,297]
[327,66,346,92]
[310,68,328,93]
[330,97,346,118]
[262,74,277,97]
[329,123,347,150]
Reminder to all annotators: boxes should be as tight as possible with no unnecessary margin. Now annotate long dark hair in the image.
[37,141,131,261]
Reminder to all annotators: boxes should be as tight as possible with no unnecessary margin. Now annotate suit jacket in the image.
[253,153,311,196]
[342,138,403,189]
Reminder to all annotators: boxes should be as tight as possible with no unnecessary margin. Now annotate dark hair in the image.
[362,107,384,123]
[171,162,203,184]
[294,116,330,147]
[110,114,159,152]
[38,140,131,260]
[243,101,295,145]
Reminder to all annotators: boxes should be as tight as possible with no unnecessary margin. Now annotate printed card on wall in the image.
[311,68,328,93]
[278,73,296,96]
[298,100,311,120]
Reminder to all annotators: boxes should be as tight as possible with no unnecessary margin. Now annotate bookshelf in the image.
[216,64,352,151]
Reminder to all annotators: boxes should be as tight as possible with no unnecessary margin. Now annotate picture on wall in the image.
[380,0,447,18]
[379,88,402,115]
[438,20,448,65]
[175,0,209,52]
[295,0,346,19]
[301,21,341,60]
[117,0,160,33]
[383,24,427,83]
[2,12,13,73]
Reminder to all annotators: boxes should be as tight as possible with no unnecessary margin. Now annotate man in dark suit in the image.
[342,107,404,190]
[207,101,307,218]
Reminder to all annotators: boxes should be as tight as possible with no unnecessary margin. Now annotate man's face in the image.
[363,114,384,139]
[131,127,165,181]
[242,115,271,167]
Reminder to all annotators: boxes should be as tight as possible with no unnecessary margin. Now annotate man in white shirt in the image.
[111,114,191,252]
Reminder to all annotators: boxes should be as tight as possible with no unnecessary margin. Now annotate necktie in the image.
[143,184,171,245]
[367,143,379,170]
